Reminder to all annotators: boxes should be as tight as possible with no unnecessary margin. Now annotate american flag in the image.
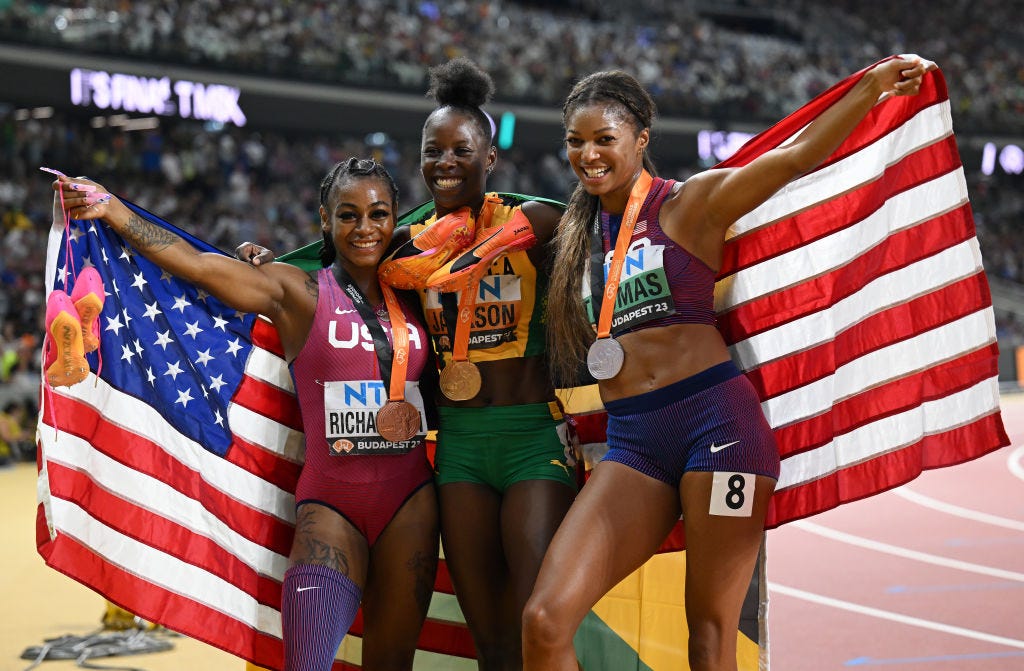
[714,58,1008,527]
[36,59,1007,670]
[565,59,1008,549]
[36,200,474,669]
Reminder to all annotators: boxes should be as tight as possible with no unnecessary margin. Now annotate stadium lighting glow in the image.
[697,129,754,163]
[498,112,516,150]
[69,68,247,127]
[981,141,1024,176]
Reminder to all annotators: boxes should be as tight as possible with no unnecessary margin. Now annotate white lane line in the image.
[892,487,1024,532]
[790,520,1024,582]
[1009,445,1024,483]
[769,583,1024,649]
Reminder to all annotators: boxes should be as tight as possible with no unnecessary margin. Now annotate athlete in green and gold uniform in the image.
[389,60,577,671]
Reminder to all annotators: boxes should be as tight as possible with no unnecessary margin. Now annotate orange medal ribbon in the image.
[376,284,421,442]
[587,171,653,380]
[380,283,410,402]
[437,196,501,400]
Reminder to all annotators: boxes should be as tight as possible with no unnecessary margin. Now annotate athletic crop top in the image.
[290,268,432,473]
[583,177,717,335]
[401,193,554,366]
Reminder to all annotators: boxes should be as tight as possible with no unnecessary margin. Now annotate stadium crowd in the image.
[1,0,1022,452]
[1,0,1022,132]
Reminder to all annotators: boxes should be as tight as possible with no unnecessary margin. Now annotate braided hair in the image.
[318,157,399,267]
[547,71,659,386]
[424,57,496,145]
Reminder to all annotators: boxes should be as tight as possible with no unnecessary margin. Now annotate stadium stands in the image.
[1,0,1021,395]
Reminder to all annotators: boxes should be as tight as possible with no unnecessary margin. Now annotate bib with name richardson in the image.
[324,379,428,455]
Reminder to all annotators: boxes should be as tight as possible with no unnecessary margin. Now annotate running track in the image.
[766,393,1024,670]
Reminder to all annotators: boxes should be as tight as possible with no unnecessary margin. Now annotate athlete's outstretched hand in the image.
[871,55,935,102]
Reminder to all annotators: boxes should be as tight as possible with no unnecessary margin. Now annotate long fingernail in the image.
[84,192,111,205]
[69,183,97,193]
[40,167,66,177]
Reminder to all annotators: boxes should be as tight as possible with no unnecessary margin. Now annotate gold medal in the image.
[376,400,422,442]
[439,360,482,401]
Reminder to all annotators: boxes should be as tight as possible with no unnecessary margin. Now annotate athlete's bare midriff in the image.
[437,354,555,408]
[597,322,733,403]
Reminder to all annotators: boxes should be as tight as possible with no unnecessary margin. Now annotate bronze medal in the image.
[587,337,624,380]
[376,400,421,442]
[439,360,482,401]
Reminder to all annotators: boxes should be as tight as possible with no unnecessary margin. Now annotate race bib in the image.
[583,238,675,333]
[424,273,523,351]
[323,380,427,455]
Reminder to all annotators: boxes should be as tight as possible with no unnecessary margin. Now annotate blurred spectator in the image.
[0,0,1021,386]
[0,398,35,463]
[0,0,1022,132]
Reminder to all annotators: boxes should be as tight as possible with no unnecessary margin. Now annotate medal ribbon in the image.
[333,264,409,401]
[450,280,479,364]
[439,195,502,367]
[590,171,653,339]
[380,283,410,402]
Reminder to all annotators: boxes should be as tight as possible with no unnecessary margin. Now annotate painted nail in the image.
[84,192,111,205]
[69,183,97,193]
[40,167,67,177]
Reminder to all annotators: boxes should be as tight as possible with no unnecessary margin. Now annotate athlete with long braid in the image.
[522,58,928,671]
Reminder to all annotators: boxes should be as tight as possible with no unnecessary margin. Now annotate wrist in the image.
[859,66,890,99]
[106,198,132,227]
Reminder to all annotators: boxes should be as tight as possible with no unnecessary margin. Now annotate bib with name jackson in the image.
[401,193,554,365]
[582,177,717,335]
[324,380,428,455]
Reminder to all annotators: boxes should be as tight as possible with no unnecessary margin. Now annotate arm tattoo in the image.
[305,276,318,299]
[123,212,181,252]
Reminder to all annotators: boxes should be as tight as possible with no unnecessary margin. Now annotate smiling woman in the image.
[48,158,441,671]
[377,58,577,670]
[524,58,930,671]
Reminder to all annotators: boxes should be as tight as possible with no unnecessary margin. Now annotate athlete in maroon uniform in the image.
[51,158,439,671]
[291,266,434,547]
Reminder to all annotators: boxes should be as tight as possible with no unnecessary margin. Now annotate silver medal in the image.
[587,337,624,379]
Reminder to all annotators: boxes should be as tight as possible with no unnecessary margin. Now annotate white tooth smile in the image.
[435,177,463,189]
[583,167,609,178]
[353,241,378,248]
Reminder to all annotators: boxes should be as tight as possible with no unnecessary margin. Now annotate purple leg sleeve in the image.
[282,563,362,671]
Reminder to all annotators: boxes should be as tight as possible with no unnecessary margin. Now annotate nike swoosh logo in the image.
[334,308,356,315]
[450,229,502,273]
[296,586,322,592]
[709,440,739,453]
